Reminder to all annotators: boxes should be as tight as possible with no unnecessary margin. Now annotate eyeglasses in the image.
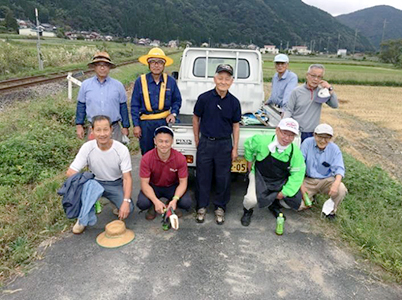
[308,73,323,80]
[280,129,296,138]
[148,59,165,66]
[315,135,332,141]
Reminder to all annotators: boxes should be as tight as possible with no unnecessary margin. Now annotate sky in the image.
[302,0,402,16]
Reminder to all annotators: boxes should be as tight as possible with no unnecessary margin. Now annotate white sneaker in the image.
[72,220,86,234]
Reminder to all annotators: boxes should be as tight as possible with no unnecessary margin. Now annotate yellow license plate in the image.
[231,157,247,173]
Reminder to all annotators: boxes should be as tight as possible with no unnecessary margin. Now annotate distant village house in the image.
[260,45,279,54]
[290,46,311,55]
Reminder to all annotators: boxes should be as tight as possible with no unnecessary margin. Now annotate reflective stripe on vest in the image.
[140,73,168,112]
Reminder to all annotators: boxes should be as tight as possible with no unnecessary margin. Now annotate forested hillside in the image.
[1,0,374,51]
[337,5,402,50]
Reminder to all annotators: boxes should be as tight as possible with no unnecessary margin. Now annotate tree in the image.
[379,39,402,68]
[5,10,18,33]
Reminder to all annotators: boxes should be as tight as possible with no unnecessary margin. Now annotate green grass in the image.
[312,153,402,282]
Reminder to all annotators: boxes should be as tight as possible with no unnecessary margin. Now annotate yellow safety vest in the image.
[140,73,171,120]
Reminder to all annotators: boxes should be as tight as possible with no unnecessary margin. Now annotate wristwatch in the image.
[172,113,177,117]
[123,198,132,203]
[328,86,333,92]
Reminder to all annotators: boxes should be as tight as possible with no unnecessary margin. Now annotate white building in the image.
[290,46,311,55]
[337,49,347,57]
[260,45,279,54]
[19,28,56,37]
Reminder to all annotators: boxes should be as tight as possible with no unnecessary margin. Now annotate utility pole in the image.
[280,40,282,51]
[337,34,341,51]
[380,19,388,53]
[35,8,43,70]
[286,41,289,50]
[352,28,358,55]
[327,37,330,55]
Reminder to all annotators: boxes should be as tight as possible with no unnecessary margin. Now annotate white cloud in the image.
[302,0,402,16]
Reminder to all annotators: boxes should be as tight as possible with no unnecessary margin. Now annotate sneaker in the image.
[196,207,207,223]
[146,205,156,220]
[215,207,225,225]
[72,220,86,234]
[241,208,253,226]
[268,202,286,220]
[112,208,119,216]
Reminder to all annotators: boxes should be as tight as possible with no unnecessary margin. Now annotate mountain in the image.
[1,0,374,51]
[337,5,402,50]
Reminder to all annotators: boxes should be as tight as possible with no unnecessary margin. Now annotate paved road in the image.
[2,154,401,300]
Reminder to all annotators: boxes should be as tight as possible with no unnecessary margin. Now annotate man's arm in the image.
[283,89,297,119]
[131,79,142,138]
[140,177,166,214]
[167,177,188,211]
[170,80,182,116]
[281,148,306,197]
[66,168,78,177]
[119,171,132,220]
[193,115,200,147]
[232,122,240,161]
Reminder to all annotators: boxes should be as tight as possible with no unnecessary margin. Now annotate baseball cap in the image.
[215,64,233,75]
[278,118,299,135]
[314,124,333,136]
[154,126,174,137]
[315,88,331,103]
[274,54,289,63]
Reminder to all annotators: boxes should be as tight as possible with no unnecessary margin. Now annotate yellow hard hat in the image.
[139,47,174,66]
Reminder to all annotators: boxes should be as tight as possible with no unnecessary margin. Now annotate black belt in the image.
[202,134,231,141]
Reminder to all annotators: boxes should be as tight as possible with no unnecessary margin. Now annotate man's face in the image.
[148,58,166,76]
[276,127,296,147]
[314,133,332,150]
[154,133,173,155]
[92,119,112,145]
[214,72,233,94]
[306,68,324,89]
[275,62,288,75]
[94,62,111,78]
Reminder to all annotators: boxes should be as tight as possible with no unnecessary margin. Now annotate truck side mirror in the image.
[172,71,179,80]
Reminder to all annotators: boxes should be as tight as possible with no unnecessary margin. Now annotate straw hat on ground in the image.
[96,220,135,248]
[88,51,116,68]
[139,47,173,66]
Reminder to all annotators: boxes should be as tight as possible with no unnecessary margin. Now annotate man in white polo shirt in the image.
[67,115,134,233]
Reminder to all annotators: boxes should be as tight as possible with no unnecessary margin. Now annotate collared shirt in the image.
[140,148,188,187]
[301,137,345,179]
[244,133,306,197]
[283,84,338,133]
[76,76,129,127]
[193,88,241,138]
[267,70,298,108]
[131,72,182,126]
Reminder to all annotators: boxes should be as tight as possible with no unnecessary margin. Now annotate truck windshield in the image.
[193,57,250,79]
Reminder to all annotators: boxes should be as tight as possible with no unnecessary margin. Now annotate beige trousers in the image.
[303,177,347,213]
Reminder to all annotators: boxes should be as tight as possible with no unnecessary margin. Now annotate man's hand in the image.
[300,184,307,199]
[277,191,284,200]
[328,182,339,198]
[247,161,253,172]
[121,127,129,137]
[319,80,332,90]
[154,199,166,214]
[166,114,176,124]
[118,201,131,220]
[167,199,178,211]
[133,126,142,138]
[231,148,238,162]
[76,125,85,139]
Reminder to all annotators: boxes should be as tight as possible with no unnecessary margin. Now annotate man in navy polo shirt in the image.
[137,126,191,220]
[193,64,242,225]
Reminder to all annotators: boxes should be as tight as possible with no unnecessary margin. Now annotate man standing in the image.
[193,64,241,225]
[283,64,338,142]
[137,126,192,220]
[131,48,182,155]
[241,118,306,226]
[266,54,298,109]
[301,124,347,220]
[76,52,130,142]
[67,115,134,234]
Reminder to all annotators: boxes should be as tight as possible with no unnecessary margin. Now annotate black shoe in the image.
[241,208,253,226]
[326,213,336,221]
[268,201,286,220]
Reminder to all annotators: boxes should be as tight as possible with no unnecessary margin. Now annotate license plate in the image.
[231,157,247,173]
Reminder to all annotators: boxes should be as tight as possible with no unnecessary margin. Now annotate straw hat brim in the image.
[88,58,117,69]
[96,229,135,248]
[139,54,173,67]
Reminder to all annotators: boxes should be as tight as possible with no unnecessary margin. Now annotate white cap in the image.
[278,118,299,135]
[315,88,331,103]
[274,54,289,63]
[314,124,333,136]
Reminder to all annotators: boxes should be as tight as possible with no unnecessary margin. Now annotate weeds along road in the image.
[2,153,401,300]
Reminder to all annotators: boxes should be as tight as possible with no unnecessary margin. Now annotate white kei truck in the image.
[171,47,299,173]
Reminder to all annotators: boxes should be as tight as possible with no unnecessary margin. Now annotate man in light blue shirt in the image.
[266,54,298,108]
[301,124,347,220]
[76,52,130,142]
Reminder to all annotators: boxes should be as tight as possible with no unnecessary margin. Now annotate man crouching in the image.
[241,118,306,226]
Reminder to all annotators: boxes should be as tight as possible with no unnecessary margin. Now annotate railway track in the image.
[0,59,139,93]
